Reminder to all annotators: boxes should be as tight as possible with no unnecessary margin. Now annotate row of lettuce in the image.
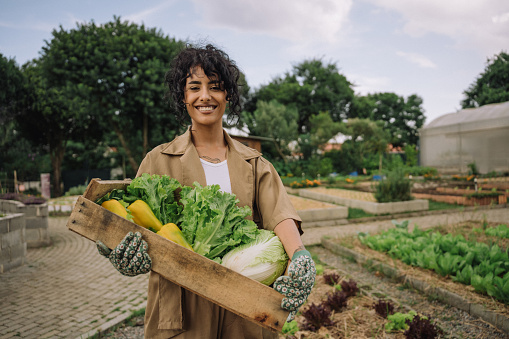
[358,222,509,304]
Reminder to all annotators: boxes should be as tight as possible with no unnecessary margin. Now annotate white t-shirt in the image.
[200,159,232,194]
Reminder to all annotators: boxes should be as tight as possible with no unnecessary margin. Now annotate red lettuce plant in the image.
[340,279,359,298]
[323,272,341,286]
[325,290,348,312]
[404,315,443,339]
[301,303,334,331]
[373,299,395,318]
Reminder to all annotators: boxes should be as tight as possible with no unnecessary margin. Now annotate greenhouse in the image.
[419,101,509,174]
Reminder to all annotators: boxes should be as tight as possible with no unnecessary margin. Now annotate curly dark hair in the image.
[165,43,241,125]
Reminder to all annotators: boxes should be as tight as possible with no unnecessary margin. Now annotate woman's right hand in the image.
[96,231,152,276]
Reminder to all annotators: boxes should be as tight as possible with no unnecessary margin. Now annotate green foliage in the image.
[338,118,390,172]
[64,185,88,196]
[467,161,479,175]
[374,168,413,203]
[0,53,25,148]
[485,224,509,238]
[358,224,509,304]
[282,320,299,335]
[248,58,355,134]
[462,51,509,108]
[385,311,418,332]
[324,144,362,175]
[351,92,426,147]
[242,100,298,160]
[39,16,184,178]
[404,144,418,167]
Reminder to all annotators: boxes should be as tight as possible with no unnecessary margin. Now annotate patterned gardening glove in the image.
[273,249,316,322]
[96,231,152,277]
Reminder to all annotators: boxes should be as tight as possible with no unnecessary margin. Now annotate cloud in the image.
[349,74,391,95]
[366,0,509,56]
[190,0,353,43]
[124,0,177,23]
[396,51,437,68]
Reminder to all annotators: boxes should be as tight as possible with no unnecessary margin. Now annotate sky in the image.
[1,0,508,125]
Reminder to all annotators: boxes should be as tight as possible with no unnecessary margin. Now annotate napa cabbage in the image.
[221,229,289,285]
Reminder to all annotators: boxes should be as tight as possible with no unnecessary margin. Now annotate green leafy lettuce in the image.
[178,182,259,260]
[125,173,182,225]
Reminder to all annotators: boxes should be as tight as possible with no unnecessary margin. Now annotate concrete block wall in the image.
[0,200,51,248]
[0,213,26,273]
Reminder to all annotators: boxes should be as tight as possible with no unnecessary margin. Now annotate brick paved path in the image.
[0,217,148,339]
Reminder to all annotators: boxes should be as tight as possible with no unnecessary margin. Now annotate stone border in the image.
[0,200,51,248]
[299,189,429,215]
[321,238,509,334]
[0,213,26,273]
[298,206,348,228]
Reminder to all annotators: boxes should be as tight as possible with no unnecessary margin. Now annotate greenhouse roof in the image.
[424,101,509,129]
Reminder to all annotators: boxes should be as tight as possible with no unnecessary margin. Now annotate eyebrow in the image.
[187,79,221,85]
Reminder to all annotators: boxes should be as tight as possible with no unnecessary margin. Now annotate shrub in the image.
[374,168,413,203]
[65,185,88,196]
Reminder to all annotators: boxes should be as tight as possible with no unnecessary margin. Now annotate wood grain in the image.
[67,180,287,332]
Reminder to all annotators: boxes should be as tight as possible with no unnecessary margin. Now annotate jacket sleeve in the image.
[255,157,303,234]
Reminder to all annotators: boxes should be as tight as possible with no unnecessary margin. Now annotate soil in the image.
[289,195,338,210]
[102,219,509,339]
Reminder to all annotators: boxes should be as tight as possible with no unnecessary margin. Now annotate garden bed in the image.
[298,188,428,215]
[413,188,507,206]
[321,220,509,335]
[288,195,348,228]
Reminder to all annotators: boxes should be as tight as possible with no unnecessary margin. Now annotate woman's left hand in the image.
[273,250,316,322]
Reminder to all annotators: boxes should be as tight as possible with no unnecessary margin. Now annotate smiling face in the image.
[184,66,227,128]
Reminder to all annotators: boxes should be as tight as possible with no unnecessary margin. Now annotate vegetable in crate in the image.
[128,200,163,232]
[177,182,259,260]
[101,200,128,218]
[157,223,194,251]
[125,173,182,225]
[221,230,288,285]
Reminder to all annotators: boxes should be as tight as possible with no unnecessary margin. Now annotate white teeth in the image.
[197,106,214,111]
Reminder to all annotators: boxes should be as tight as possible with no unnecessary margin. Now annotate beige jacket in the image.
[136,128,301,339]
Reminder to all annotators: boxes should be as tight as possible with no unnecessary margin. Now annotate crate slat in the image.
[67,179,287,332]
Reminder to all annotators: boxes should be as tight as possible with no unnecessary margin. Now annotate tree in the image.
[0,54,24,149]
[461,51,509,108]
[14,61,92,196]
[40,17,185,177]
[242,100,298,161]
[248,59,355,133]
[339,118,390,173]
[351,92,425,147]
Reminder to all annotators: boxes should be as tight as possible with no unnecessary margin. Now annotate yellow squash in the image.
[157,223,194,251]
[127,200,163,232]
[101,200,128,218]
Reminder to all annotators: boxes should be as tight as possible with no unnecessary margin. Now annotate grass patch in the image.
[428,200,463,211]
[348,207,374,219]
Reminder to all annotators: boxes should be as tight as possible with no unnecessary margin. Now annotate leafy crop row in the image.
[358,222,509,303]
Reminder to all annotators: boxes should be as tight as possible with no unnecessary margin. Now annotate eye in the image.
[210,85,222,91]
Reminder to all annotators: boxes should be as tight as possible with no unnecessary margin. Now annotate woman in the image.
[97,44,316,339]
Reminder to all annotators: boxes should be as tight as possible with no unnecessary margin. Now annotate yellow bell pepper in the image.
[157,223,194,251]
[101,200,128,218]
[127,200,163,232]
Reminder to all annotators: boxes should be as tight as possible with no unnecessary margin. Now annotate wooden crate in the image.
[67,179,288,332]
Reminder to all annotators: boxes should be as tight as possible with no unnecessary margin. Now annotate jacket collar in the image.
[161,126,262,160]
